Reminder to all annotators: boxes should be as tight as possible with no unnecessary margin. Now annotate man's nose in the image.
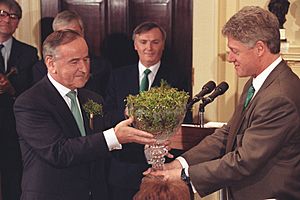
[146,42,153,50]
[226,51,235,62]
[78,60,89,71]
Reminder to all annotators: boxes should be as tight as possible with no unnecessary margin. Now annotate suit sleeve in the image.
[14,94,110,168]
[184,95,299,196]
[103,71,126,126]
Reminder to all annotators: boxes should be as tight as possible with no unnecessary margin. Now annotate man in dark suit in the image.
[32,10,111,98]
[104,22,190,200]
[13,30,155,200]
[148,6,300,200]
[0,1,38,199]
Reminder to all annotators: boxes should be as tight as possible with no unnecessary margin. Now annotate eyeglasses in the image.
[0,10,20,20]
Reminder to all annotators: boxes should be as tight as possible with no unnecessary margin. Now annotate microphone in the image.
[186,81,216,109]
[201,81,229,107]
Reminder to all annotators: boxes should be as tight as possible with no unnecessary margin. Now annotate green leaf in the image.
[126,80,190,139]
[83,99,103,117]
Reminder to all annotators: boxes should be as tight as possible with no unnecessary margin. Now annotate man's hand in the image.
[143,159,183,175]
[114,117,156,144]
[145,167,182,182]
[0,73,15,95]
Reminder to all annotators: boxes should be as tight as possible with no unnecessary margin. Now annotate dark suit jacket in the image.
[0,37,38,170]
[32,55,112,98]
[104,62,189,197]
[182,60,300,200]
[14,77,112,200]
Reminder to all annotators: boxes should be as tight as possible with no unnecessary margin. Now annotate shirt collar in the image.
[47,73,77,98]
[138,61,160,78]
[1,37,13,58]
[252,56,282,93]
[2,37,13,51]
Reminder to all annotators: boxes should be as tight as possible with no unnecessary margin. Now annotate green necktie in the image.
[66,91,86,136]
[243,84,255,110]
[140,69,151,92]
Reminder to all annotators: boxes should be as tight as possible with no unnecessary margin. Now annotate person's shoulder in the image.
[113,63,137,74]
[12,37,38,52]
[15,77,48,104]
[32,60,46,69]
[79,88,104,100]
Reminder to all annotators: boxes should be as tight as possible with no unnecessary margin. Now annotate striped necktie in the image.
[66,91,86,136]
[140,69,152,92]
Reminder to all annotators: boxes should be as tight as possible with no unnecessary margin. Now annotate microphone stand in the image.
[198,103,205,128]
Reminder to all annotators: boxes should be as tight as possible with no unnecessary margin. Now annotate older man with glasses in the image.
[0,0,38,200]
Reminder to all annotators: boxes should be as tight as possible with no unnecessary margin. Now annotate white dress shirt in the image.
[138,61,160,90]
[47,73,121,151]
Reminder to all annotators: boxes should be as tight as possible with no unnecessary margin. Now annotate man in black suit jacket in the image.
[32,10,111,98]
[14,30,155,200]
[0,1,38,199]
[104,22,190,200]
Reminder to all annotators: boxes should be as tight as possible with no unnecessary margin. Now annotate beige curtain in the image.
[14,0,41,57]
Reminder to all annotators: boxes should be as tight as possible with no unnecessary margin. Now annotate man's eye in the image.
[70,61,78,65]
[10,14,18,20]
[231,50,239,55]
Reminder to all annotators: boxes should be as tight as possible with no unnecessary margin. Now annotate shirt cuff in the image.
[176,156,197,193]
[176,156,189,169]
[103,128,122,151]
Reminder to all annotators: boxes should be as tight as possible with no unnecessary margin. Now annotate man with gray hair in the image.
[148,6,300,200]
[32,10,111,98]
[14,29,155,200]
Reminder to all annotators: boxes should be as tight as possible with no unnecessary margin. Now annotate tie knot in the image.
[66,90,77,100]
[143,69,151,76]
[243,84,255,109]
[248,84,255,94]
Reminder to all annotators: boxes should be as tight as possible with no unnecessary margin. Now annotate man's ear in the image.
[255,41,265,57]
[45,56,57,74]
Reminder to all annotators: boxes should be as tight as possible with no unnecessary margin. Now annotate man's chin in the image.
[75,80,88,89]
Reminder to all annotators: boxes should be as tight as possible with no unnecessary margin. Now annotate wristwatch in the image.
[181,168,190,184]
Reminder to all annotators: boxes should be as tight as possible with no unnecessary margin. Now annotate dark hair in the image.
[42,30,82,60]
[133,176,190,200]
[132,21,166,41]
[0,0,22,19]
[222,6,280,54]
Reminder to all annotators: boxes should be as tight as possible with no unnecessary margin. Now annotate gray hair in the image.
[222,6,280,54]
[52,10,84,34]
[42,30,82,60]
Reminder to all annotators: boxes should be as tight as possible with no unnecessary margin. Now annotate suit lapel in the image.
[225,79,252,153]
[152,62,167,87]
[7,38,19,73]
[77,90,93,135]
[124,64,139,95]
[43,77,82,137]
[225,60,288,152]
[131,65,140,94]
